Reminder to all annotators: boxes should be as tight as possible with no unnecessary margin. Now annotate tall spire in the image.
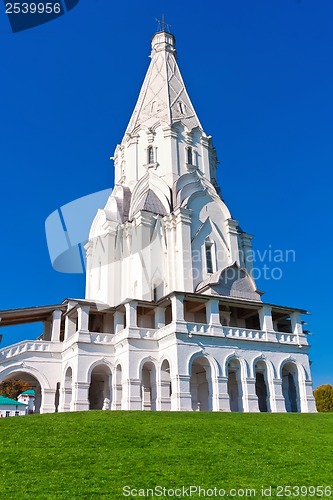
[124,29,202,137]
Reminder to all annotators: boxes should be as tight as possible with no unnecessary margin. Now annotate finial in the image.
[155,14,171,33]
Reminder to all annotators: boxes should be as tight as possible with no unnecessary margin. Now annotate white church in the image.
[0,29,316,414]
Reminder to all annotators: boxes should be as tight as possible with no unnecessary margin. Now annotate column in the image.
[290,311,303,345]
[171,374,192,411]
[272,378,287,412]
[171,293,185,322]
[157,379,172,411]
[72,382,90,412]
[64,315,76,341]
[40,388,56,414]
[154,307,166,329]
[259,306,275,340]
[171,294,187,333]
[121,378,142,410]
[77,305,90,332]
[245,377,260,412]
[304,380,317,413]
[114,310,125,334]
[58,387,72,412]
[125,301,137,328]
[205,299,221,326]
[51,310,62,342]
[216,376,231,411]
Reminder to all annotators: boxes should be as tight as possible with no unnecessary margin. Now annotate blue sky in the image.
[0,0,332,388]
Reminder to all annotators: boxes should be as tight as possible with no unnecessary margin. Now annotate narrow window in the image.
[178,102,186,114]
[148,146,154,164]
[5,411,10,417]
[205,242,214,274]
[187,147,193,165]
[15,411,19,416]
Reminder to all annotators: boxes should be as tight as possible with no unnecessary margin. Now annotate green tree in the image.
[314,384,333,412]
[0,379,32,400]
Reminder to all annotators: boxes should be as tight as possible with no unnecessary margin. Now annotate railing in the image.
[276,333,297,344]
[187,323,210,335]
[90,332,114,344]
[224,326,267,341]
[0,340,57,361]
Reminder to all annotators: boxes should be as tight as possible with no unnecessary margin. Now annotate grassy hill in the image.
[0,412,332,499]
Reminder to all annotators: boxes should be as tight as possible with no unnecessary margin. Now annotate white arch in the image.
[138,356,159,379]
[278,357,307,381]
[86,359,114,384]
[279,357,307,412]
[159,355,174,376]
[222,353,248,379]
[251,356,276,413]
[187,351,220,379]
[251,355,275,380]
[0,363,51,390]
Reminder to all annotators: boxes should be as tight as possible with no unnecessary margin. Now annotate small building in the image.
[17,389,35,414]
[0,395,27,417]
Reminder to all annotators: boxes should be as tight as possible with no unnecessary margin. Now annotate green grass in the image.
[0,412,332,499]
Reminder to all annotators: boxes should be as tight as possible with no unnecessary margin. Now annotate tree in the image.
[0,379,32,400]
[313,384,333,412]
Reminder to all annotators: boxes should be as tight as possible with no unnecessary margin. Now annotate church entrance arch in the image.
[88,364,112,410]
[1,371,42,413]
[141,361,157,410]
[282,362,299,412]
[227,359,243,412]
[254,360,269,412]
[190,356,211,411]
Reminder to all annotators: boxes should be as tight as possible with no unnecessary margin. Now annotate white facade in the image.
[0,30,316,414]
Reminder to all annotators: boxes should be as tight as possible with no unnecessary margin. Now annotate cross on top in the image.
[155,14,171,33]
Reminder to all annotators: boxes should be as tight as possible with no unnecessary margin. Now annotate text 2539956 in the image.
[5,3,61,14]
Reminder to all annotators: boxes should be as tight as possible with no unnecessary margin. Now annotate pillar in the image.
[125,301,137,328]
[40,388,56,414]
[121,378,142,410]
[304,380,317,413]
[259,306,274,332]
[51,310,62,342]
[171,294,185,322]
[216,376,231,411]
[72,382,90,411]
[245,377,260,412]
[154,307,166,329]
[272,378,287,412]
[77,305,90,332]
[205,299,221,326]
[171,374,192,411]
[290,311,303,345]
[114,310,125,334]
[64,315,76,341]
